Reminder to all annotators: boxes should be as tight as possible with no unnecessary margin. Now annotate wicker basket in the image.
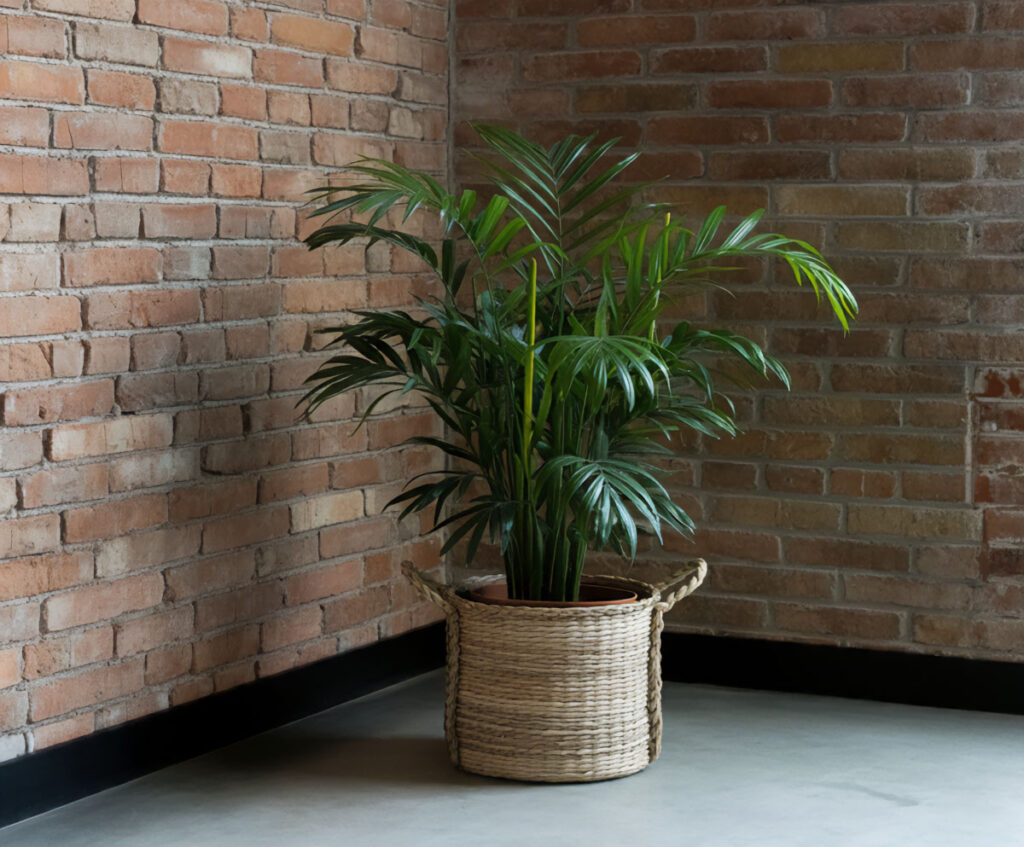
[403,559,707,783]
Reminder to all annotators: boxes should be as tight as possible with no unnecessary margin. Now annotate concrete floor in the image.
[4,672,1024,846]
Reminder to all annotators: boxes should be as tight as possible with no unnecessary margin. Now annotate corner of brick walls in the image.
[0,0,449,760]
[454,0,1024,661]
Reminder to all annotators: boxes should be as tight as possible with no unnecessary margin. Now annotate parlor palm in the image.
[300,125,857,602]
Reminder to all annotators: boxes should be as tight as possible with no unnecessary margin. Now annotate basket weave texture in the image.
[403,559,707,783]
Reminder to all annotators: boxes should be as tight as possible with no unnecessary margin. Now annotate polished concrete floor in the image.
[4,671,1024,846]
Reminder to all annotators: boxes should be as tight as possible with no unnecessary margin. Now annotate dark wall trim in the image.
[663,631,1024,715]
[0,622,445,830]
[5,626,1023,830]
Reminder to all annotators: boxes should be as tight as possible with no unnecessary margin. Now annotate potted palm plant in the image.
[301,125,856,782]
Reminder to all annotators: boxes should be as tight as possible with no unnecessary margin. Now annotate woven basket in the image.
[403,558,707,783]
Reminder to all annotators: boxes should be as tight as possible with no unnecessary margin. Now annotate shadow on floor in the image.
[196,734,497,789]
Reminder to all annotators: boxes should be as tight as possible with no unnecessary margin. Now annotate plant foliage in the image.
[301,124,857,601]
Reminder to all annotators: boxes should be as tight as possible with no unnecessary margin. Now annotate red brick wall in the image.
[0,0,447,759]
[454,1,1024,660]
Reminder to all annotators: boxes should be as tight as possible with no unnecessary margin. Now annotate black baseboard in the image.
[0,622,445,830]
[5,626,1023,830]
[662,631,1024,715]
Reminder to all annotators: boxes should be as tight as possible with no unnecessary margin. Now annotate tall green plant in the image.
[300,125,857,601]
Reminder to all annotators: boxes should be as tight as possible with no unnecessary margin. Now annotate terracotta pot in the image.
[466,580,637,608]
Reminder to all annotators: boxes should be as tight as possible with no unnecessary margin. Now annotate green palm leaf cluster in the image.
[301,124,857,602]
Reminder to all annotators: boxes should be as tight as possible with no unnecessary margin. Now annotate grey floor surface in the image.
[3,671,1024,846]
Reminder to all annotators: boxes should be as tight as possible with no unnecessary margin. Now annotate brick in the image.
[180,327,226,363]
[145,644,191,684]
[774,604,900,641]
[668,595,766,631]
[48,413,173,461]
[707,150,828,181]
[0,692,28,733]
[0,603,40,641]
[290,491,363,532]
[192,625,258,672]
[835,3,975,36]
[835,222,968,253]
[44,574,164,632]
[576,82,696,114]
[93,202,141,238]
[161,159,211,195]
[159,120,259,160]
[916,109,1024,142]
[202,508,291,554]
[707,8,824,40]
[838,147,975,181]
[0,105,48,146]
[220,84,267,120]
[0,15,66,58]
[0,552,92,601]
[96,525,202,577]
[64,248,161,288]
[0,648,19,688]
[231,7,267,42]
[20,464,108,509]
[34,0,134,20]
[159,78,219,116]
[0,341,51,382]
[138,0,228,36]
[163,37,252,79]
[6,203,61,242]
[319,516,393,560]
[842,74,969,109]
[87,70,156,110]
[142,204,218,239]
[253,48,323,87]
[778,42,904,73]
[3,380,114,426]
[848,505,981,541]
[0,59,82,104]
[578,15,695,46]
[322,586,390,632]
[270,13,354,56]
[777,186,907,218]
[199,363,269,400]
[85,289,201,330]
[108,448,199,492]
[64,493,167,544]
[92,157,160,194]
[709,80,831,110]
[168,478,257,523]
[522,51,641,82]
[116,607,193,656]
[194,582,282,631]
[202,433,290,473]
[31,660,144,722]
[225,324,269,359]
[0,154,89,195]
[23,626,113,679]
[211,165,263,199]
[775,113,905,143]
[75,22,159,66]
[325,60,397,94]
[0,253,59,291]
[267,90,311,125]
[261,604,322,651]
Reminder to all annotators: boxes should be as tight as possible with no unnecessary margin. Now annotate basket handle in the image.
[402,562,453,612]
[652,558,707,612]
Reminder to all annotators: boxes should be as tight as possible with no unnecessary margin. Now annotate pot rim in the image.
[465,579,638,608]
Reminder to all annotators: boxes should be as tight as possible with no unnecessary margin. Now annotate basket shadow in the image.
[200,733,489,788]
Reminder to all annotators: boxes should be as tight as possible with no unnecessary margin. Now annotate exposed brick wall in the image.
[454,1,1024,661]
[0,0,447,759]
